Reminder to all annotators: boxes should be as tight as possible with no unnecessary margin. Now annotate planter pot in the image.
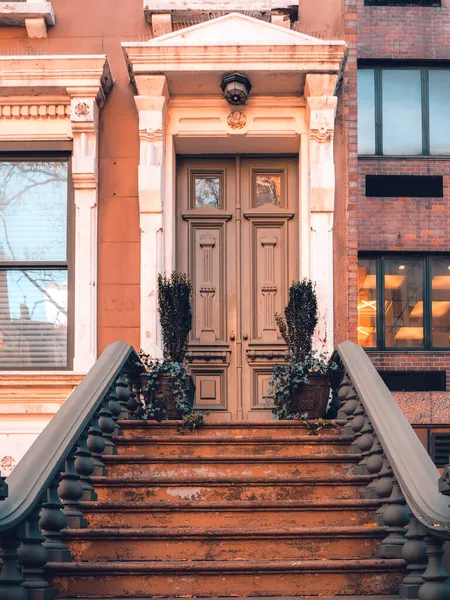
[291,374,330,419]
[140,372,195,420]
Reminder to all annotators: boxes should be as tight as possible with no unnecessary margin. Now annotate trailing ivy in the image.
[139,351,193,421]
[269,350,338,420]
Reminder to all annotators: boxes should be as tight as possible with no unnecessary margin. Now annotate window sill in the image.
[0,2,55,38]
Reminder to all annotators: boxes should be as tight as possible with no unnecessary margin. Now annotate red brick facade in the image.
[344,0,450,426]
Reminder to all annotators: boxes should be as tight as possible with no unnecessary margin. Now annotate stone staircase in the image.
[47,421,406,599]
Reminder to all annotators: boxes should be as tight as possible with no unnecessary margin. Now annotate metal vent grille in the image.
[431,433,450,468]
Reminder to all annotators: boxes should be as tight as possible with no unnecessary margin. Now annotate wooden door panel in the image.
[177,158,236,420]
[240,158,298,420]
[177,156,298,420]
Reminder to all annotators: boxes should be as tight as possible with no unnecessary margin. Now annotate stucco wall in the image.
[0,0,146,354]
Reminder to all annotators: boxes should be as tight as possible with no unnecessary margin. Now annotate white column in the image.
[305,74,338,355]
[134,76,169,357]
[69,95,100,372]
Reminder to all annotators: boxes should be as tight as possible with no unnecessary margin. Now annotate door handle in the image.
[243,333,248,340]
[230,330,235,341]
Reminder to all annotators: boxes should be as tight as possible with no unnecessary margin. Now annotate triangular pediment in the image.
[148,12,334,47]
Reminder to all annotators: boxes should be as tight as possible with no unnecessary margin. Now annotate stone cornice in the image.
[123,44,346,74]
[0,55,113,106]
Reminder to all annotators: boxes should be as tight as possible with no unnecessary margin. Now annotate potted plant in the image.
[269,278,337,420]
[139,272,195,421]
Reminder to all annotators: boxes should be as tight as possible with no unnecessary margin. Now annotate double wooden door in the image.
[177,156,298,420]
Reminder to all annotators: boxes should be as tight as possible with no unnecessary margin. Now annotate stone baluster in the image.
[17,505,54,599]
[58,450,87,528]
[107,388,122,437]
[124,372,140,417]
[0,529,27,600]
[400,516,428,599]
[336,377,357,422]
[355,425,374,475]
[373,453,392,525]
[418,534,450,599]
[98,396,118,455]
[378,476,410,557]
[74,429,96,501]
[341,397,360,440]
[365,435,383,499]
[87,413,107,476]
[39,478,71,562]
[349,403,365,453]
[116,375,131,420]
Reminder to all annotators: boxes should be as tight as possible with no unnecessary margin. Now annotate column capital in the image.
[304,73,339,99]
[134,74,169,99]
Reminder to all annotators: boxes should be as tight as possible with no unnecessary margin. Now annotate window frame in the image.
[358,63,450,158]
[0,151,74,371]
[359,253,450,352]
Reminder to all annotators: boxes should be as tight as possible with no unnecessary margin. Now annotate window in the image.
[358,66,450,156]
[358,255,450,350]
[0,159,70,369]
[431,433,450,468]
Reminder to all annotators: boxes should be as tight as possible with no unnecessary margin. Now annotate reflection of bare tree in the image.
[195,178,220,207]
[256,175,281,206]
[0,162,68,318]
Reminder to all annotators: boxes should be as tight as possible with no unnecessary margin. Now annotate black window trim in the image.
[359,252,450,353]
[365,0,441,6]
[358,63,450,158]
[0,153,74,371]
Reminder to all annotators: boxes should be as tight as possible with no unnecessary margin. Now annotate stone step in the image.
[118,420,341,439]
[64,525,387,562]
[62,597,399,600]
[112,435,351,457]
[102,454,360,479]
[81,498,381,529]
[91,474,372,503]
[48,558,405,598]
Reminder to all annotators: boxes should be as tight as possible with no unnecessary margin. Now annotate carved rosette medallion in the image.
[227,110,247,130]
[0,455,16,475]
[74,102,90,118]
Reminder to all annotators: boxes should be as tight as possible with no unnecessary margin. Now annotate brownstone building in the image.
[0,0,449,466]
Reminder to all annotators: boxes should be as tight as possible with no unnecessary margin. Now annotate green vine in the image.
[139,352,192,419]
[139,350,207,430]
[269,351,338,420]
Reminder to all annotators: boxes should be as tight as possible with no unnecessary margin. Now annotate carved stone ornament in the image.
[310,126,334,144]
[227,110,247,130]
[74,102,90,118]
[0,455,16,474]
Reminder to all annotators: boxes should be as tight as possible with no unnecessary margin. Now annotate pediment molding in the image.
[123,12,347,96]
[145,12,335,47]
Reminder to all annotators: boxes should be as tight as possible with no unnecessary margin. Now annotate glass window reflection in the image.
[384,258,424,348]
[431,258,450,347]
[358,259,377,347]
[382,70,422,156]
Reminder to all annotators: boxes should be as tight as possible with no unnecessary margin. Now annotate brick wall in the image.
[358,159,450,251]
[350,0,450,413]
[358,0,450,60]
[343,0,359,344]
